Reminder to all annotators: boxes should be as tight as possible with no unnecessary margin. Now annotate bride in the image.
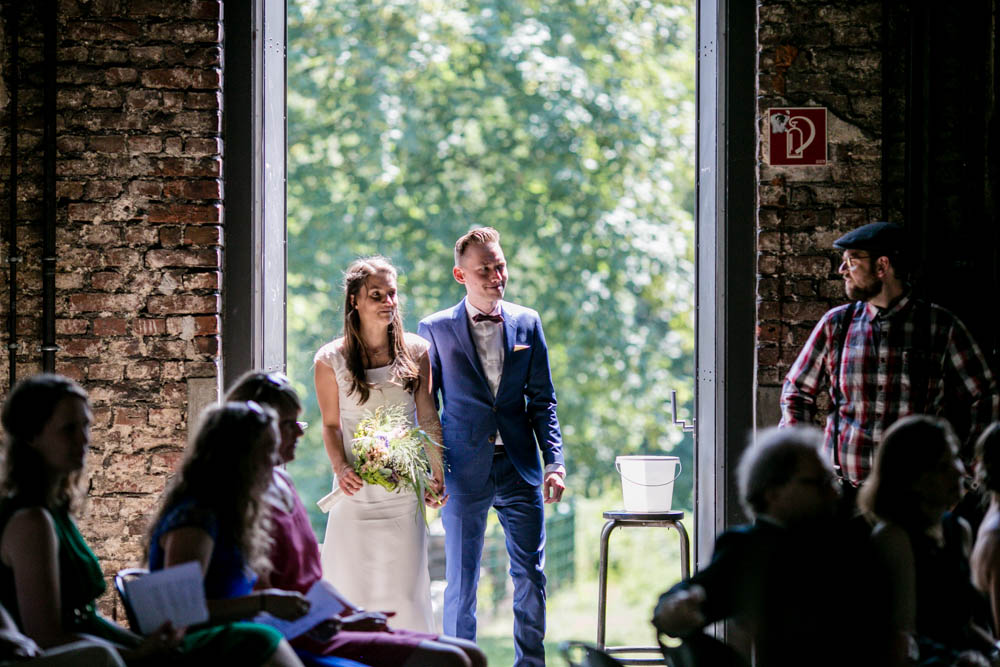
[314,255,446,633]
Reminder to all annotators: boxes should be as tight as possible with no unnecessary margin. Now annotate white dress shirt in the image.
[466,301,565,478]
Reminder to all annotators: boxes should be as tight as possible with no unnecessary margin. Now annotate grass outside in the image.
[469,491,691,666]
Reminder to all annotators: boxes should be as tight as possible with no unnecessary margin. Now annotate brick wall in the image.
[756,1,884,425]
[0,1,222,616]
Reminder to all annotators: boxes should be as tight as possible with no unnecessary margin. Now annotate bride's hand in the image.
[424,471,448,508]
[336,463,363,495]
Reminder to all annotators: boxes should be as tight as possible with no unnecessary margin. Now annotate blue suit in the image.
[418,298,564,666]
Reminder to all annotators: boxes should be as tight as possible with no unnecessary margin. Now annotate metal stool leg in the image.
[673,520,691,579]
[596,519,617,650]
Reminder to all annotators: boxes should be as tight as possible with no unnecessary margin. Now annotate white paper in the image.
[317,487,342,513]
[124,562,209,635]
[253,580,350,639]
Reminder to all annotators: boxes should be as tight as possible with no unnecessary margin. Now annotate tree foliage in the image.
[285,0,696,532]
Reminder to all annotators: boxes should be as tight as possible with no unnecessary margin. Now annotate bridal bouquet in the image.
[351,404,443,523]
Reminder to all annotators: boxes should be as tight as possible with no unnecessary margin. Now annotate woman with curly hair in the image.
[145,400,309,666]
[0,374,294,666]
[314,256,445,632]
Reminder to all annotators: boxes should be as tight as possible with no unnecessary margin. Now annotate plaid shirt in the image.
[780,295,999,484]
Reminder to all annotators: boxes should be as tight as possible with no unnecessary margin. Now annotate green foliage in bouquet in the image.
[351,404,443,525]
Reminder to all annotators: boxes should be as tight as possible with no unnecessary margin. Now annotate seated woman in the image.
[859,415,995,666]
[146,400,361,667]
[225,371,485,667]
[971,423,1000,635]
[0,374,292,666]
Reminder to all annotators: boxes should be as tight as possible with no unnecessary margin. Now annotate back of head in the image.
[147,401,278,572]
[858,415,958,525]
[454,226,501,267]
[225,371,301,415]
[739,425,826,518]
[1,374,89,505]
[976,422,1000,494]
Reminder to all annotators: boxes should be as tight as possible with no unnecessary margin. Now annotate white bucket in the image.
[615,455,682,512]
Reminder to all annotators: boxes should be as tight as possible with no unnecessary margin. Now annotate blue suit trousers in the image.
[442,452,547,666]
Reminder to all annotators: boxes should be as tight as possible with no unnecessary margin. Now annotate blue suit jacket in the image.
[417,298,564,495]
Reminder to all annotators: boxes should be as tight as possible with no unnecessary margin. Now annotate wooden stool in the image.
[597,510,691,665]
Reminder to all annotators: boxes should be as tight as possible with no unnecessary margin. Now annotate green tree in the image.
[286,0,696,534]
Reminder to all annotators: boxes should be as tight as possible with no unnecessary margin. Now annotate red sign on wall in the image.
[767,107,827,165]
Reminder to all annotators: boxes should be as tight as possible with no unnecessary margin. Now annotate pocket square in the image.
[513,344,530,352]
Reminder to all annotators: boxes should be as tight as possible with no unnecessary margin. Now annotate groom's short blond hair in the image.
[455,227,501,266]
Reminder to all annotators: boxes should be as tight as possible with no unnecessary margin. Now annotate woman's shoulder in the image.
[156,499,218,539]
[403,331,429,356]
[314,337,347,368]
[871,520,913,556]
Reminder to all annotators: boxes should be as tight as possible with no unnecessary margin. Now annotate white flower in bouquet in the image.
[351,404,444,524]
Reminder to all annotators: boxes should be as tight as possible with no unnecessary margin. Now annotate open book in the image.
[253,579,351,639]
[124,562,210,635]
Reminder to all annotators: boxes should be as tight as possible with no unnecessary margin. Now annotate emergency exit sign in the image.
[767,107,827,165]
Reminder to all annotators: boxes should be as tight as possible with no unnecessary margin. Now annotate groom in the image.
[418,227,566,666]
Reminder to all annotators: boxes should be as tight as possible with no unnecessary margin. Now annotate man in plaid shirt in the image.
[780,222,999,485]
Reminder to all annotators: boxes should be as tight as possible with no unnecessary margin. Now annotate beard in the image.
[845,276,882,301]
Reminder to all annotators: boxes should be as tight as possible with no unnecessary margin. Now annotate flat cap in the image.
[833,222,906,253]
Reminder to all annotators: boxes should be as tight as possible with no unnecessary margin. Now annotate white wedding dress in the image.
[314,333,436,632]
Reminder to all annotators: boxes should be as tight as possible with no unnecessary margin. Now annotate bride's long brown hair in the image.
[342,256,420,404]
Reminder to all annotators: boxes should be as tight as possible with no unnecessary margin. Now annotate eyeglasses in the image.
[839,253,870,271]
[280,419,308,433]
[243,400,270,423]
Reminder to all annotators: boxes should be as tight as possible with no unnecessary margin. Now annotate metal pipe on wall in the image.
[5,2,20,386]
[41,3,57,372]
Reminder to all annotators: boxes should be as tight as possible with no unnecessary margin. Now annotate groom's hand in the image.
[543,472,565,503]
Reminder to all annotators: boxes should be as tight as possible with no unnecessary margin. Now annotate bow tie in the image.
[473,313,504,324]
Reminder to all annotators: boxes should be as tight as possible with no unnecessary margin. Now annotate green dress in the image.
[0,497,283,666]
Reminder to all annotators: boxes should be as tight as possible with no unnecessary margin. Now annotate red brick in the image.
[106,249,143,267]
[148,340,187,358]
[70,293,142,313]
[77,225,120,245]
[124,90,162,110]
[158,227,183,246]
[90,89,124,108]
[183,137,221,156]
[147,203,221,224]
[194,336,218,355]
[124,226,159,244]
[183,226,221,246]
[67,203,104,221]
[57,181,85,199]
[149,450,185,475]
[61,338,103,357]
[127,183,163,200]
[183,272,220,290]
[93,317,129,336]
[56,318,90,335]
[56,272,86,290]
[66,21,141,41]
[133,319,167,336]
[154,157,221,178]
[55,360,86,382]
[147,23,221,43]
[146,294,219,315]
[163,180,221,200]
[89,363,125,381]
[125,361,161,381]
[146,248,220,268]
[141,68,221,90]
[113,407,147,427]
[105,68,138,85]
[58,136,86,153]
[127,136,162,153]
